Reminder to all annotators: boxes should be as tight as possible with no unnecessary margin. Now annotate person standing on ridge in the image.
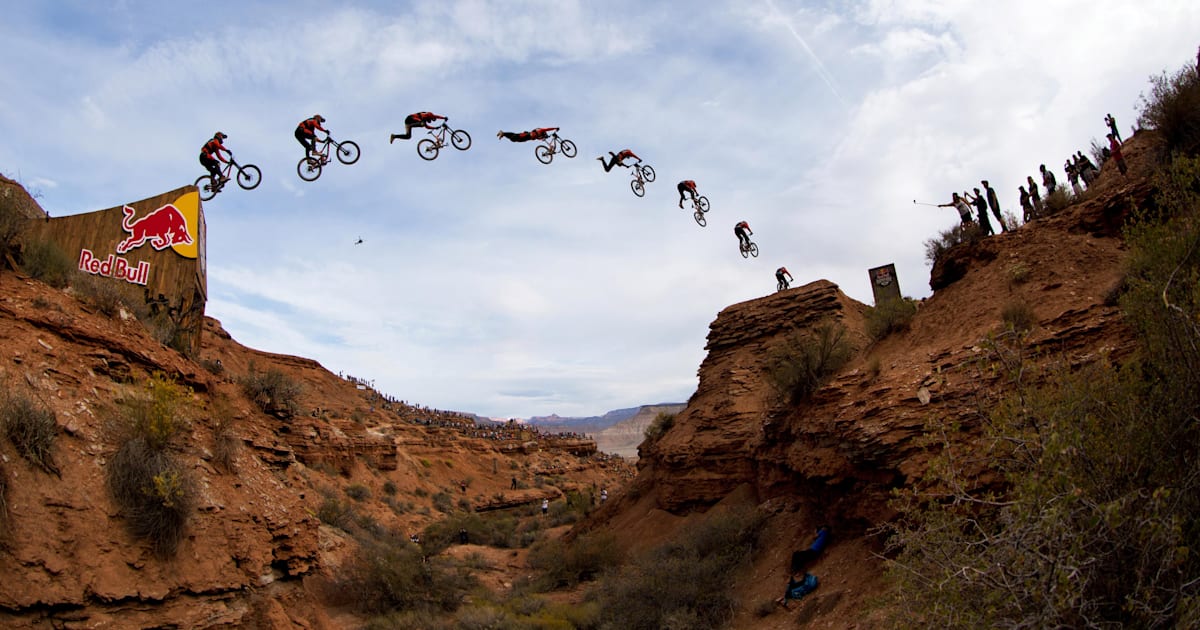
[1027,176,1043,217]
[391,112,447,143]
[1019,185,1034,222]
[965,188,993,236]
[199,132,231,186]
[1105,113,1122,144]
[981,180,1007,232]
[677,180,699,208]
[776,266,794,291]
[734,220,753,249]
[938,192,973,225]
[497,127,558,142]
[1108,133,1128,175]
[295,114,328,162]
[598,149,640,172]
[1040,164,1057,196]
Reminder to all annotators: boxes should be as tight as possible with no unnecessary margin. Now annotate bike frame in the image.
[426,124,454,147]
[539,133,562,154]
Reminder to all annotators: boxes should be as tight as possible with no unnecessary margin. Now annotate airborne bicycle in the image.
[687,195,711,226]
[418,121,472,161]
[297,133,361,182]
[629,163,656,197]
[739,239,759,259]
[195,155,261,201]
[534,132,577,164]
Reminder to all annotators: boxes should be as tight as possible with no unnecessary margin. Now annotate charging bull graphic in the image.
[115,203,193,254]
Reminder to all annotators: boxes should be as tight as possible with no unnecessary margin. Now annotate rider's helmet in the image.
[314,114,325,122]
[214,132,227,140]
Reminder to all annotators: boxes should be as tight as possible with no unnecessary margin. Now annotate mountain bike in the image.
[534,132,577,164]
[629,163,656,197]
[688,195,710,226]
[739,239,759,258]
[418,121,472,161]
[777,277,790,291]
[297,133,361,182]
[195,155,261,201]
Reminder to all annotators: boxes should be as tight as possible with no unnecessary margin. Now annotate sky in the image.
[2,1,1197,419]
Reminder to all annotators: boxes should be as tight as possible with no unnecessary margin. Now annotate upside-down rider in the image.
[391,112,447,143]
[295,114,328,162]
[776,266,793,290]
[734,220,753,249]
[598,149,640,172]
[199,132,231,186]
[497,127,558,142]
[677,180,699,209]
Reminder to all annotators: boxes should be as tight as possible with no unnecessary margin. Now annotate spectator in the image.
[937,192,974,225]
[777,572,819,609]
[965,188,993,236]
[1065,159,1083,196]
[1019,185,1034,222]
[1108,133,1128,175]
[1105,113,1122,144]
[541,498,549,515]
[1040,164,1057,196]
[1027,176,1043,217]
[601,489,608,503]
[459,528,468,544]
[1076,152,1099,186]
[981,180,1007,232]
[511,476,518,490]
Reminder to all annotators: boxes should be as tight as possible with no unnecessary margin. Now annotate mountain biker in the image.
[295,114,328,162]
[199,132,230,185]
[390,112,447,143]
[734,221,753,249]
[497,127,558,142]
[776,266,794,290]
[677,180,699,209]
[598,149,640,173]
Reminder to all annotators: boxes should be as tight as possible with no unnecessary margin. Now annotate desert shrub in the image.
[591,506,764,630]
[20,239,73,288]
[200,358,225,375]
[924,221,983,266]
[317,496,355,529]
[1000,300,1036,333]
[642,411,675,443]
[0,190,23,267]
[70,273,130,317]
[1007,261,1031,285]
[528,532,621,589]
[240,363,301,419]
[382,480,397,496]
[336,535,476,615]
[1138,60,1200,157]
[1042,184,1073,215]
[364,610,450,630]
[431,490,455,513]
[865,297,918,342]
[346,484,371,501]
[766,321,854,405]
[0,461,9,538]
[413,487,429,498]
[885,152,1200,628]
[117,372,189,450]
[1,393,58,474]
[421,512,522,555]
[106,437,195,556]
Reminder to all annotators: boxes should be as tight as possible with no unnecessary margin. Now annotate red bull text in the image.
[78,249,150,285]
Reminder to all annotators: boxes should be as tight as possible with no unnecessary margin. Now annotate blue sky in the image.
[2,1,1197,419]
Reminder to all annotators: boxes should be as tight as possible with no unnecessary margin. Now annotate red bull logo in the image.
[115,204,193,254]
[78,249,150,285]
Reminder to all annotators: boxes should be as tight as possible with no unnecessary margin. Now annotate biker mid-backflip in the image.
[497,127,558,142]
[391,112,447,143]
[734,220,753,249]
[677,180,699,209]
[199,132,231,186]
[295,114,328,162]
[598,149,640,172]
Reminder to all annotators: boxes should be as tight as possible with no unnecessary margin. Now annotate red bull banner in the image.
[73,191,201,286]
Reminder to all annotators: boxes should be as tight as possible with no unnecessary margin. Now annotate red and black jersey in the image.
[298,117,326,134]
[680,180,696,191]
[616,149,638,162]
[736,221,750,230]
[201,138,226,159]
[412,112,443,123]
[777,267,790,276]
[531,127,557,138]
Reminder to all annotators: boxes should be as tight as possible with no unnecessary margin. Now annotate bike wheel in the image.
[740,245,750,259]
[694,211,707,227]
[418,139,439,161]
[194,175,217,201]
[451,129,471,151]
[749,243,759,258]
[336,140,361,165]
[560,139,577,158]
[535,145,553,164]
[238,164,262,190]
[297,157,322,182]
[641,164,656,182]
[698,196,710,212]
[631,179,645,197]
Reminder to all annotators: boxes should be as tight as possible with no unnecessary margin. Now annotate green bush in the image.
[382,480,397,496]
[20,239,73,288]
[336,536,476,615]
[240,363,301,419]
[420,512,522,555]
[317,496,354,530]
[924,221,983,266]
[1000,300,1036,333]
[642,412,675,443]
[591,506,764,630]
[431,490,455,513]
[117,372,189,451]
[1138,60,1200,157]
[865,298,918,342]
[70,273,132,317]
[528,532,621,589]
[1,393,58,474]
[766,321,854,405]
[106,437,195,556]
[346,484,371,502]
[1042,184,1074,215]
